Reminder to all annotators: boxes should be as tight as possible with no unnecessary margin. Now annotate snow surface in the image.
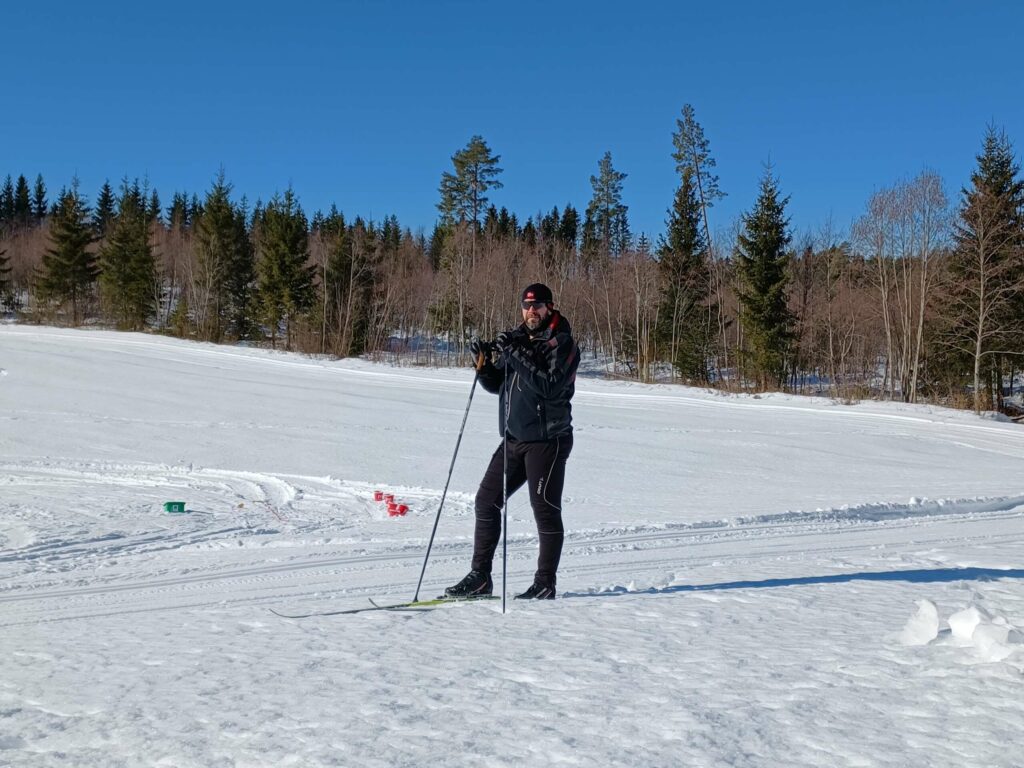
[2,325,1023,767]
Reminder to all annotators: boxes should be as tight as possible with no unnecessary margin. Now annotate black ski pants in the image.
[471,433,573,586]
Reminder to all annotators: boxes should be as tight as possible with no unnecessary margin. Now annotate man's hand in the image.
[494,330,526,355]
[469,337,493,370]
[469,337,492,357]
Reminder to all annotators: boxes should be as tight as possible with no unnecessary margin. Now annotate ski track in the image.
[3,458,1023,632]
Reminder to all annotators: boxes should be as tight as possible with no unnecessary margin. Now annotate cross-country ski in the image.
[270,595,500,618]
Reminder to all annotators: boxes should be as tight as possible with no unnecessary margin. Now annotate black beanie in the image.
[521,283,553,305]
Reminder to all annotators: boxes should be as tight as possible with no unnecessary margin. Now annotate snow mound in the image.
[948,603,1020,662]
[948,604,990,642]
[971,622,1016,662]
[902,600,1022,662]
[899,599,939,645]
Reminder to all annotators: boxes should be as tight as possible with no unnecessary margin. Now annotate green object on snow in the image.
[164,501,187,513]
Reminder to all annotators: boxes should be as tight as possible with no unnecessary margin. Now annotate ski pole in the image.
[501,358,512,614]
[412,371,479,602]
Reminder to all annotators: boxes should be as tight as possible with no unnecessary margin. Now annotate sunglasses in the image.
[521,300,549,311]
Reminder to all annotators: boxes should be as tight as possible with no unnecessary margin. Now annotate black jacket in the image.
[478,311,579,441]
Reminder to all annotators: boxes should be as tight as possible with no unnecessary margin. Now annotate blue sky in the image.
[4,1,1022,244]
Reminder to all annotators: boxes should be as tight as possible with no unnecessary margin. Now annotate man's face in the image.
[522,300,550,331]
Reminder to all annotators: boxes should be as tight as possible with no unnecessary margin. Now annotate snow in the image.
[899,599,939,646]
[2,324,1023,767]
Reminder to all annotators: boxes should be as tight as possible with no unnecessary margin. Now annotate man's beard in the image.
[525,315,542,331]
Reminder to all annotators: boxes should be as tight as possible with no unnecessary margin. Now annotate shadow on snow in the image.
[564,567,1024,600]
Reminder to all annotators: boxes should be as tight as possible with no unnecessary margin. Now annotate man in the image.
[445,283,579,600]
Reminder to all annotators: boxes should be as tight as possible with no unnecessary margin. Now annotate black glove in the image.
[494,330,525,355]
[469,337,492,357]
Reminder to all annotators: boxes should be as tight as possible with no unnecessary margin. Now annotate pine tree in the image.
[32,174,48,223]
[735,167,794,389]
[585,151,630,259]
[255,187,314,349]
[13,175,32,226]
[93,181,116,236]
[437,135,504,229]
[97,182,157,329]
[945,126,1024,412]
[657,167,714,381]
[435,136,503,355]
[672,105,730,377]
[38,181,97,324]
[673,104,725,251]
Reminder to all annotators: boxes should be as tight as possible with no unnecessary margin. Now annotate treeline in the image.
[2,106,1022,415]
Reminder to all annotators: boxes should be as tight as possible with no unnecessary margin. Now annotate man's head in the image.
[521,283,553,331]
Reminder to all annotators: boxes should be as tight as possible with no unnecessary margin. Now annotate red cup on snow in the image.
[373,490,383,502]
[397,504,408,516]
[387,501,398,517]
[384,494,395,504]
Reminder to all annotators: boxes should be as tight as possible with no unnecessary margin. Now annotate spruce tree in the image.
[735,167,794,389]
[255,188,314,349]
[427,222,448,270]
[227,204,255,338]
[189,194,203,223]
[483,205,499,236]
[521,219,536,249]
[559,204,579,248]
[0,176,14,227]
[585,151,630,259]
[97,182,157,330]
[0,245,12,309]
[92,181,116,236]
[945,126,1024,411]
[194,171,254,340]
[32,174,47,223]
[383,215,402,252]
[540,206,560,243]
[166,192,189,229]
[327,214,377,356]
[38,181,97,324]
[657,167,714,381]
[14,175,32,226]
[148,189,162,224]
[319,206,347,350]
[581,209,598,261]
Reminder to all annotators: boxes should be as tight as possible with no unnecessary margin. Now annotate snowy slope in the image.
[2,325,1023,767]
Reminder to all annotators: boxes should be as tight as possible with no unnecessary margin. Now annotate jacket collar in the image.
[521,310,562,341]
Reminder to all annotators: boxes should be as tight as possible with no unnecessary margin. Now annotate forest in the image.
[2,106,1022,416]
